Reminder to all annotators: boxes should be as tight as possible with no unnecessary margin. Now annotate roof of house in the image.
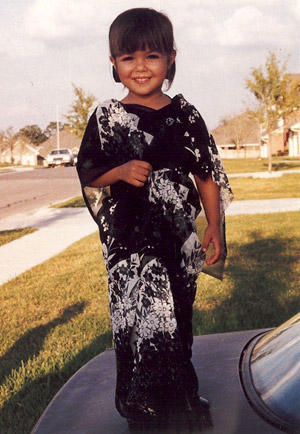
[38,130,81,157]
[212,112,260,146]
[284,108,300,128]
[1,139,39,156]
[286,73,300,81]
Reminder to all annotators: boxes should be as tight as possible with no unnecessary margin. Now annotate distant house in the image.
[260,122,286,158]
[287,121,300,157]
[213,106,300,159]
[212,112,261,159]
[38,130,81,160]
[213,72,300,158]
[0,139,44,166]
[260,109,300,158]
[260,74,300,157]
[0,129,82,166]
[285,109,300,157]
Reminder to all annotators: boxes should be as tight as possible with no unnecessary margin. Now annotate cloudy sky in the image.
[1,0,299,133]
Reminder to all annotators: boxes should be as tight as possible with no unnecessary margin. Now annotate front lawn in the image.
[0,211,299,433]
[229,173,300,200]
[223,156,300,174]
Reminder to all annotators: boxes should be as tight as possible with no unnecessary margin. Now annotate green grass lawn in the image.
[0,211,299,433]
[0,164,23,173]
[0,228,37,246]
[223,156,300,174]
[0,163,13,169]
[229,172,300,200]
[51,196,86,208]
[53,171,300,210]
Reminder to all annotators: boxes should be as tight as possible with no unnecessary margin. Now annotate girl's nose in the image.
[135,58,147,71]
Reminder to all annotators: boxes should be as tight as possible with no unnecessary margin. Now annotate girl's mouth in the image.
[133,77,151,84]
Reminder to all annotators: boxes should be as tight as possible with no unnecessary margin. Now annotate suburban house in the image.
[0,130,81,166]
[38,129,81,161]
[287,121,300,156]
[213,109,300,159]
[212,112,261,159]
[0,139,44,166]
[213,72,300,158]
[260,109,300,158]
[259,73,300,158]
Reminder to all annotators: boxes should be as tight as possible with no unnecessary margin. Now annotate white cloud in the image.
[1,0,299,132]
[0,23,45,57]
[25,0,108,44]
[171,8,218,45]
[24,0,157,45]
[217,6,295,48]
[291,0,300,22]
[178,0,292,9]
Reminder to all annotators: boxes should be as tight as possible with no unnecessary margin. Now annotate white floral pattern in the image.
[77,93,233,416]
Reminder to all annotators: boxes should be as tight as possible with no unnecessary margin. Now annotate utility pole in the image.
[56,105,60,150]
[155,0,161,10]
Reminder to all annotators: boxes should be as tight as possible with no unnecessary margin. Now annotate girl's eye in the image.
[147,54,160,59]
[121,56,133,61]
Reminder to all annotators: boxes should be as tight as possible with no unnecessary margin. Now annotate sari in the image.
[77,94,233,416]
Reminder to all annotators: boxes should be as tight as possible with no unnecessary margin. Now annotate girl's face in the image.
[111,48,175,104]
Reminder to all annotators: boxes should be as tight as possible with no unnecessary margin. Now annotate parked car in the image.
[46,149,74,168]
[32,312,300,433]
[240,312,300,433]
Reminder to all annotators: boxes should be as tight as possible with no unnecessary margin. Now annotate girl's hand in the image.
[119,160,153,187]
[202,224,222,265]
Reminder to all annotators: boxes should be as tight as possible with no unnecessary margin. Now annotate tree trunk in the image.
[267,130,272,173]
[10,144,14,164]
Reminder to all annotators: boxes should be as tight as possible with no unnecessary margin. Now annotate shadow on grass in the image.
[193,230,300,335]
[0,302,86,388]
[0,327,113,434]
[264,161,300,171]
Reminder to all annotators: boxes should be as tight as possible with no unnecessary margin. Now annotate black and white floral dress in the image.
[77,94,233,416]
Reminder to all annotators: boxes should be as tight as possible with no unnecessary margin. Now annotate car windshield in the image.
[50,149,69,155]
[250,312,300,427]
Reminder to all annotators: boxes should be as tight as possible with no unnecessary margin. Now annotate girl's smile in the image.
[111,49,176,107]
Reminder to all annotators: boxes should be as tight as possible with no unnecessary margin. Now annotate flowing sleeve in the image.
[179,96,233,279]
[76,108,116,223]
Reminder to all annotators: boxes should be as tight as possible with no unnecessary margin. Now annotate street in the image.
[0,166,82,219]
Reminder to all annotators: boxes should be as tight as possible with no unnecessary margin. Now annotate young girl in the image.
[77,7,232,428]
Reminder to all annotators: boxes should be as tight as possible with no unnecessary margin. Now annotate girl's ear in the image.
[110,57,121,83]
[169,50,176,68]
[110,56,116,67]
[166,51,176,84]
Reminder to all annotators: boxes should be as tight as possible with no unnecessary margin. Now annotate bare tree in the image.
[0,127,16,164]
[213,112,259,156]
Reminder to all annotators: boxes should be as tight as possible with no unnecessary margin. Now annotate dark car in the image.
[33,312,300,433]
[240,312,300,433]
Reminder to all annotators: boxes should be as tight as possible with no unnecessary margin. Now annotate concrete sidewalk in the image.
[0,207,97,285]
[0,198,299,286]
[228,169,300,178]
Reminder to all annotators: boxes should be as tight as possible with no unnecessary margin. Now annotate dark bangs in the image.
[109,8,175,58]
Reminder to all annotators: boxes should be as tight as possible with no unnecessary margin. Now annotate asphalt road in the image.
[0,166,82,219]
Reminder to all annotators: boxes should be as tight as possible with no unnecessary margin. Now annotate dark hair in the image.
[109,8,176,88]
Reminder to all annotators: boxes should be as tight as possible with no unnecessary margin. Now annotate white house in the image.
[287,122,300,157]
[0,139,44,166]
